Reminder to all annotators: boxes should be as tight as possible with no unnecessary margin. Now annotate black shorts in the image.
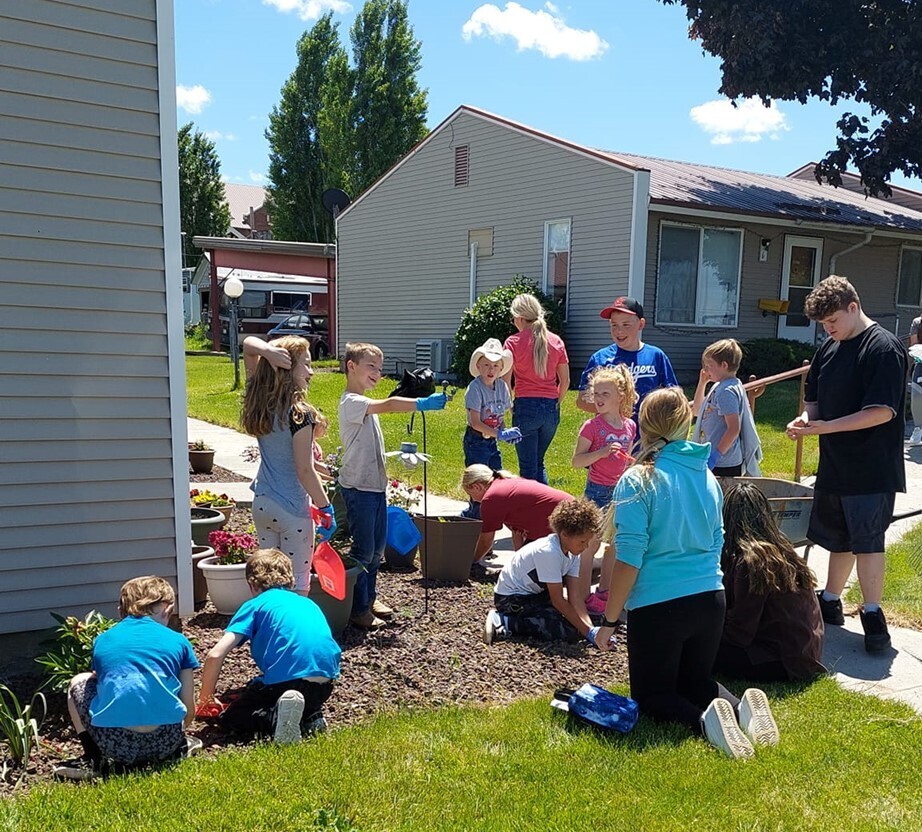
[808,489,895,554]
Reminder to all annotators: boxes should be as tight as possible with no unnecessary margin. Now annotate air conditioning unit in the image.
[415,339,455,376]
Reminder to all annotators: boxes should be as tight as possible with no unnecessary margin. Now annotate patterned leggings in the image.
[494,590,582,643]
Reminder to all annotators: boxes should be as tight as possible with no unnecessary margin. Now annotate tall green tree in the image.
[661,0,922,196]
[265,13,352,242]
[350,0,428,194]
[177,123,230,264]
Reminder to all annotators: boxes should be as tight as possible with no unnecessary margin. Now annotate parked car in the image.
[266,313,330,359]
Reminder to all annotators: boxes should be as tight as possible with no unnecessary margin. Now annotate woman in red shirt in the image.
[504,294,570,483]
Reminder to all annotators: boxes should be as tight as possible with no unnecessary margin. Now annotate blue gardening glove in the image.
[707,448,720,471]
[416,393,447,412]
[497,426,523,444]
[315,504,336,542]
[587,626,600,648]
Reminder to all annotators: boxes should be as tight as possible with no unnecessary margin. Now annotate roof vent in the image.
[454,145,470,187]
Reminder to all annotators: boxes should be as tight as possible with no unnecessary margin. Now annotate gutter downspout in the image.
[469,241,479,307]
[829,232,873,274]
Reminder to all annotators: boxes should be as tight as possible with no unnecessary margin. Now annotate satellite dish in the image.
[322,188,352,218]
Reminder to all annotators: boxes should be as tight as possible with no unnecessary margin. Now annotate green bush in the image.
[451,276,565,383]
[34,610,117,691]
[739,337,815,381]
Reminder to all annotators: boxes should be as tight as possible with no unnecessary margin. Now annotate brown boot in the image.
[350,610,386,629]
[371,599,394,618]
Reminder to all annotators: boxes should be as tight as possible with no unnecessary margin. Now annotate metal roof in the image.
[600,151,922,233]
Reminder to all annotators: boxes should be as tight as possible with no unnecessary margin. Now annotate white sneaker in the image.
[700,698,754,760]
[909,428,922,446]
[483,609,505,645]
[739,689,780,746]
[273,690,305,744]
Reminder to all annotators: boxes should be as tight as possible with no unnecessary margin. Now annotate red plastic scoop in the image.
[312,541,346,600]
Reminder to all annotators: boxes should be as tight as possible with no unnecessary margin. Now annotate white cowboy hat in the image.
[469,337,514,377]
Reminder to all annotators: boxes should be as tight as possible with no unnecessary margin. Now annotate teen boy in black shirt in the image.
[786,276,907,653]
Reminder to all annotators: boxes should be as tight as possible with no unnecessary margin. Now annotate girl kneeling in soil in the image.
[715,482,826,682]
[483,499,601,644]
[198,548,341,743]
[242,335,335,594]
[54,577,199,780]
[592,388,780,759]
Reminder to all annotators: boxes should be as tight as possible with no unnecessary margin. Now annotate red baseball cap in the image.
[600,297,644,319]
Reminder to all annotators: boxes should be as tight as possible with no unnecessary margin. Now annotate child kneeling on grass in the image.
[592,387,780,759]
[54,576,200,781]
[198,548,341,743]
[484,499,602,645]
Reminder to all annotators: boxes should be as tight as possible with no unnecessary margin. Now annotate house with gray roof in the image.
[336,105,922,381]
[0,0,189,633]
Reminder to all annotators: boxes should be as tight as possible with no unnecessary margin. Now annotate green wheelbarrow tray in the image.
[723,476,814,549]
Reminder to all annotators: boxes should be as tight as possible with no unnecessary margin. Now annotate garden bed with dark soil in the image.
[1,508,628,797]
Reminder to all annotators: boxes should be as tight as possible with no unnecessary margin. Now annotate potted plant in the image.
[191,506,224,546]
[197,530,257,615]
[307,548,363,640]
[190,489,235,526]
[384,479,424,569]
[191,543,215,606]
[413,516,483,582]
[188,439,215,474]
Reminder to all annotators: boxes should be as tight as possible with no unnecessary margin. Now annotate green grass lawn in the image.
[186,355,817,500]
[7,679,922,831]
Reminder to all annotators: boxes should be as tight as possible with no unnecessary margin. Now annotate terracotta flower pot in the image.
[413,516,483,582]
[209,502,235,527]
[308,559,362,640]
[197,556,251,615]
[191,507,224,547]
[191,545,214,606]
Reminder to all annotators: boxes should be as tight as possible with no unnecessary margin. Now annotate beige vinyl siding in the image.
[643,212,911,382]
[337,110,636,374]
[0,0,176,633]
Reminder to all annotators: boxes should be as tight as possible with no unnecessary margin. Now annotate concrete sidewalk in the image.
[189,417,922,715]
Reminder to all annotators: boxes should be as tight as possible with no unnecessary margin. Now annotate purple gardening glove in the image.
[497,427,523,444]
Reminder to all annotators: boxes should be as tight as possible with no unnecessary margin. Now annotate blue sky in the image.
[174,0,919,192]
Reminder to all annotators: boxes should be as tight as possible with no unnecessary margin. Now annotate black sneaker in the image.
[859,607,892,653]
[816,591,845,625]
[53,756,102,782]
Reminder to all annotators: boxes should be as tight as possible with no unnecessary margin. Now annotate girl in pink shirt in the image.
[504,294,570,484]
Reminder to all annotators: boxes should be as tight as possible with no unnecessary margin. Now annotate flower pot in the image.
[197,556,252,615]
[209,502,235,527]
[189,448,215,474]
[413,516,483,582]
[383,543,418,570]
[191,545,214,606]
[308,559,362,640]
[191,507,224,547]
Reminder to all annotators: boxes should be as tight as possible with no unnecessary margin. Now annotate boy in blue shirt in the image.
[54,576,199,781]
[577,297,677,423]
[198,548,342,742]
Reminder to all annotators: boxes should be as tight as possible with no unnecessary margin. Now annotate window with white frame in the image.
[897,247,922,307]
[656,223,743,327]
[543,219,571,314]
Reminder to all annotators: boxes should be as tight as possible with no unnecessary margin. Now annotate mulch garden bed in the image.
[189,464,250,484]
[1,506,628,797]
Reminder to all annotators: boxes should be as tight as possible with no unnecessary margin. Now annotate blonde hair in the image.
[241,336,312,437]
[548,498,602,537]
[344,342,383,369]
[510,293,549,377]
[587,365,637,419]
[246,548,294,591]
[119,576,175,618]
[461,464,513,490]
[632,387,693,470]
[702,338,743,373]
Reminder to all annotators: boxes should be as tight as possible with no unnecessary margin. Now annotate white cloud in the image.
[176,84,211,114]
[690,98,790,145]
[204,130,236,142]
[462,2,608,61]
[249,170,267,184]
[262,0,351,21]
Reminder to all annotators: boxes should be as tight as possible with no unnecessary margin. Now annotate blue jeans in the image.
[463,428,502,470]
[512,397,560,484]
[584,479,615,510]
[341,487,387,615]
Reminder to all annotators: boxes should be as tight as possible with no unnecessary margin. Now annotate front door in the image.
[778,236,824,342]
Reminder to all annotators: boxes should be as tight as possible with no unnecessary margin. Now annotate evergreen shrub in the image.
[739,337,815,381]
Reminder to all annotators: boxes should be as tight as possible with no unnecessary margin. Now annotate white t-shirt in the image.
[495,534,580,597]
[338,392,387,492]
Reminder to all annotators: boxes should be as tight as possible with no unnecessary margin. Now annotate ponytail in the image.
[510,293,549,377]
